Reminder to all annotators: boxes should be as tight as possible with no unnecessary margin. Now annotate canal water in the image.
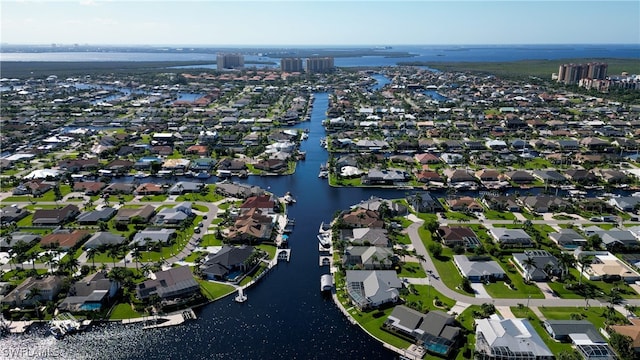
[0,92,401,359]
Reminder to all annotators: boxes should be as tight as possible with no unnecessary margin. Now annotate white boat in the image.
[318,170,329,178]
[283,192,296,204]
[195,171,210,179]
[133,171,149,178]
[234,288,247,303]
[49,313,83,339]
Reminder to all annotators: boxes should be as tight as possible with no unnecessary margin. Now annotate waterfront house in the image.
[489,228,533,247]
[215,181,264,199]
[482,195,520,212]
[355,197,408,216]
[103,183,136,195]
[503,170,535,184]
[564,169,599,184]
[73,181,107,196]
[135,183,164,195]
[512,250,561,281]
[343,246,394,270]
[475,315,554,360]
[384,306,460,357]
[32,204,79,225]
[408,192,445,213]
[453,255,506,282]
[341,208,384,228]
[608,196,640,212]
[136,266,199,301]
[446,196,483,212]
[361,168,409,185]
[201,245,255,281]
[168,182,204,195]
[345,270,401,310]
[521,195,570,213]
[226,208,273,242]
[532,170,568,184]
[1,276,64,307]
[239,194,277,214]
[341,228,389,247]
[59,271,120,312]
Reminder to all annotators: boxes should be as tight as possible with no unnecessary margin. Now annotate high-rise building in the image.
[217,53,244,70]
[306,57,335,73]
[557,62,608,84]
[280,58,304,72]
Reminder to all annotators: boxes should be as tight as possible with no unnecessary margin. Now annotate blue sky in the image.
[1,1,639,45]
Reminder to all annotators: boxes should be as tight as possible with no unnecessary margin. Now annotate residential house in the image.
[483,195,520,212]
[408,192,444,213]
[522,195,570,213]
[489,228,534,247]
[345,270,401,310]
[130,228,176,247]
[105,159,134,174]
[503,170,535,184]
[83,232,127,250]
[201,245,255,281]
[58,271,120,312]
[414,153,441,165]
[239,194,276,214]
[384,306,461,357]
[453,255,506,282]
[565,169,599,184]
[442,169,476,183]
[513,250,561,281]
[12,181,52,196]
[341,208,384,228]
[32,204,79,225]
[154,202,193,225]
[598,169,629,184]
[1,276,65,307]
[415,169,443,183]
[355,197,408,216]
[114,205,155,224]
[609,196,640,212]
[343,246,394,270]
[544,320,616,360]
[0,233,40,250]
[103,183,136,195]
[437,226,481,248]
[215,182,264,199]
[135,183,164,195]
[475,169,501,182]
[610,319,640,355]
[549,229,588,249]
[0,205,29,225]
[76,207,116,225]
[362,168,409,185]
[532,170,568,184]
[341,228,389,247]
[226,208,273,242]
[73,181,106,196]
[475,315,554,360]
[40,230,90,250]
[574,249,640,283]
[446,196,483,212]
[168,182,204,195]
[136,266,200,300]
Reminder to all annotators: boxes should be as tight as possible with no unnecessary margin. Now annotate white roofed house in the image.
[130,228,176,248]
[153,202,193,225]
[475,315,554,360]
[345,270,402,310]
[489,228,534,248]
[343,246,394,270]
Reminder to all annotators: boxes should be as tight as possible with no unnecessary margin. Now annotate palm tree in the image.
[87,248,97,269]
[522,255,537,283]
[624,304,637,317]
[107,246,121,269]
[64,257,80,275]
[25,287,42,317]
[557,252,575,281]
[578,256,593,286]
[131,247,142,271]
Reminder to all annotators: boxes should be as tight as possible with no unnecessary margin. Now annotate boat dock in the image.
[277,249,291,262]
[5,320,33,334]
[141,309,197,330]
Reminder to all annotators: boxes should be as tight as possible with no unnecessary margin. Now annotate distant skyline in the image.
[1,1,639,46]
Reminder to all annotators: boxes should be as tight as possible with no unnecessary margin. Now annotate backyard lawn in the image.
[510,306,574,355]
[537,306,628,330]
[198,280,235,301]
[109,303,143,320]
[397,262,427,278]
[402,284,455,312]
[418,227,472,296]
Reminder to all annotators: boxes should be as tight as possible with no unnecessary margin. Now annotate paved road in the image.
[405,216,640,308]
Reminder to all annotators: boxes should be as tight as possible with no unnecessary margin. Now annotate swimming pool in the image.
[80,303,102,311]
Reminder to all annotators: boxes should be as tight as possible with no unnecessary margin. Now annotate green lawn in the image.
[538,306,628,330]
[349,306,412,350]
[109,303,143,320]
[547,268,640,300]
[198,280,235,301]
[402,284,456,312]
[201,234,222,247]
[443,211,475,221]
[483,209,516,221]
[184,251,206,262]
[239,263,268,286]
[397,262,427,278]
[139,195,169,202]
[176,185,223,202]
[418,227,472,296]
[257,244,276,260]
[510,306,573,355]
[484,278,544,299]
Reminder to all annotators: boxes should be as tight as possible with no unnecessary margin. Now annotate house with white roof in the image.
[345,270,401,310]
[475,315,554,360]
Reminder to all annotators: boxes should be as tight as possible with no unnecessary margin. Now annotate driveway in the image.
[535,282,559,299]
[470,283,491,298]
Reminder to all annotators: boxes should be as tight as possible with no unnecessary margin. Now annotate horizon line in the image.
[2,43,639,48]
